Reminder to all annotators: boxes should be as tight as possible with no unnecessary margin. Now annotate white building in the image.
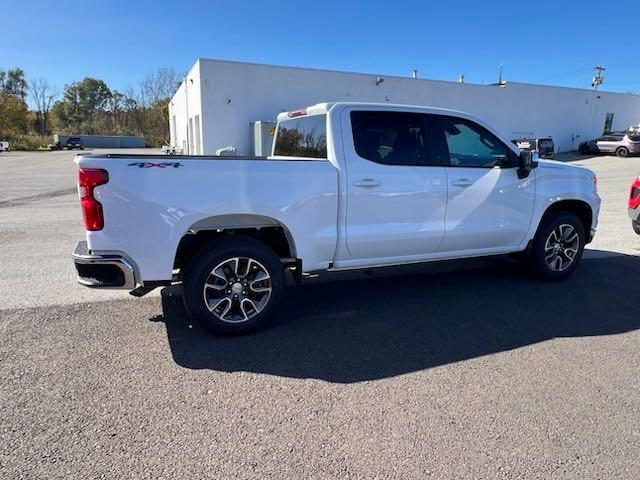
[169,58,640,155]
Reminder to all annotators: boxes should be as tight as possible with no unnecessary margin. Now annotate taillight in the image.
[78,168,109,231]
[629,177,640,209]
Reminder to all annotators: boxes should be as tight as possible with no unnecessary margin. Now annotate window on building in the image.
[194,115,201,155]
[351,111,430,166]
[273,114,327,158]
[603,113,614,134]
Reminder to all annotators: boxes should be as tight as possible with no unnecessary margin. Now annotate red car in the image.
[630,176,640,234]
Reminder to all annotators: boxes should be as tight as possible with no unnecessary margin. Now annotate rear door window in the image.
[273,114,327,158]
[350,111,432,166]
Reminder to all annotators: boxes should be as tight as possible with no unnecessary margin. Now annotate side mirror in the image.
[517,150,538,179]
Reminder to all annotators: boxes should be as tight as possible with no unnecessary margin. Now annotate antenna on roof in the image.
[459,74,465,83]
[498,63,504,84]
[412,69,418,79]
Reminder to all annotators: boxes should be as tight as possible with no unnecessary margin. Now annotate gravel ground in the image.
[1,149,639,479]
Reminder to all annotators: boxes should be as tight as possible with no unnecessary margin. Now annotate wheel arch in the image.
[538,199,593,240]
[173,214,298,274]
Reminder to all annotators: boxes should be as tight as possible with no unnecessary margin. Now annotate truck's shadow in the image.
[157,251,639,383]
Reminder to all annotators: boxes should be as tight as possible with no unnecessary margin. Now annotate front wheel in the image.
[528,212,585,280]
[616,147,629,157]
[183,236,286,335]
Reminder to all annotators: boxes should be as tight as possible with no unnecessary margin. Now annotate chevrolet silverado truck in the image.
[73,102,601,334]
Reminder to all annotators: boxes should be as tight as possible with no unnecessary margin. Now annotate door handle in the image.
[451,179,473,187]
[353,178,381,188]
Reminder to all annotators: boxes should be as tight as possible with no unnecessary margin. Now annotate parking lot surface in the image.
[1,149,639,479]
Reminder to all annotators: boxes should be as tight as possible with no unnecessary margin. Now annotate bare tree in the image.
[30,77,58,135]
[139,67,179,107]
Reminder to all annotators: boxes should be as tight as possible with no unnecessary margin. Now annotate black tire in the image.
[633,220,640,235]
[616,147,629,158]
[183,236,286,335]
[528,211,585,281]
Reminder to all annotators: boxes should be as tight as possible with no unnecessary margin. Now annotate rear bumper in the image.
[72,241,137,289]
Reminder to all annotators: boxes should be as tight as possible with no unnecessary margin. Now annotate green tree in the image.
[0,92,28,136]
[0,68,28,100]
[52,77,112,133]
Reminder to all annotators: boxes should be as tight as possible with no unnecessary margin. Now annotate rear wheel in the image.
[616,147,629,157]
[528,212,585,280]
[633,220,640,235]
[183,236,286,335]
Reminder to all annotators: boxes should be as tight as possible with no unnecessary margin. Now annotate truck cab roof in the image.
[277,101,484,125]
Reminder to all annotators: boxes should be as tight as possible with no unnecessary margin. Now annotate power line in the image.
[536,67,593,83]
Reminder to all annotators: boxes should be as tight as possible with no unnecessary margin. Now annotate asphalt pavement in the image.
[1,149,639,479]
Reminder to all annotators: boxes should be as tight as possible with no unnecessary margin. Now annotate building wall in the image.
[169,60,203,154]
[172,58,640,155]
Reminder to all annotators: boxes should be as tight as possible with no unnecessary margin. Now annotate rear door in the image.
[430,114,536,253]
[340,109,447,261]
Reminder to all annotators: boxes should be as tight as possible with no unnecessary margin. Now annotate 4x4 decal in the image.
[128,162,183,169]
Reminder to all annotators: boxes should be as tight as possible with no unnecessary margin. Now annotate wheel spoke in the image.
[240,298,258,320]
[250,271,271,293]
[208,296,232,316]
[561,226,575,241]
[212,266,227,282]
[228,258,239,275]
[553,256,563,271]
[565,232,579,244]
[564,248,577,260]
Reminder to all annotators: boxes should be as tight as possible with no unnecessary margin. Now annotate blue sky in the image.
[1,0,637,96]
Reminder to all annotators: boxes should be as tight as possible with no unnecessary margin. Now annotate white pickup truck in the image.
[73,102,601,334]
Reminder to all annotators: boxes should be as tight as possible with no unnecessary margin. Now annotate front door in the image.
[430,115,536,253]
[341,110,447,261]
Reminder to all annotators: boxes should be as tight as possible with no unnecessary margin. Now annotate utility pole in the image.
[592,65,606,90]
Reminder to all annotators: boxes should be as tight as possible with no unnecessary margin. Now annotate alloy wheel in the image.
[202,257,272,323]
[544,224,580,272]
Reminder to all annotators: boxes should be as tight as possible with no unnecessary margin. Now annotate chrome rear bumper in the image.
[72,241,137,289]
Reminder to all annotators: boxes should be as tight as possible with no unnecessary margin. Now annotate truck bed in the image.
[75,154,339,281]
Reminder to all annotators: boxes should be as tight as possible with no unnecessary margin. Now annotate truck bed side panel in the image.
[76,156,338,281]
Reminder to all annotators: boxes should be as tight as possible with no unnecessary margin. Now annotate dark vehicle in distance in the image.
[65,137,84,150]
[579,132,640,157]
[48,137,85,151]
[512,137,555,159]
